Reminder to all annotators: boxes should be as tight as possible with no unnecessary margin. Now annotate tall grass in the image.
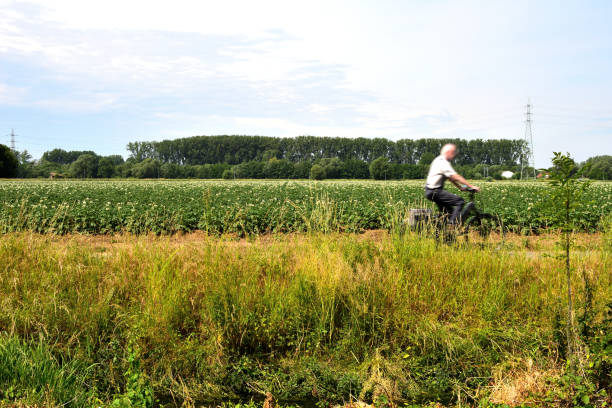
[603,212,612,251]
[0,334,93,406]
[0,232,609,405]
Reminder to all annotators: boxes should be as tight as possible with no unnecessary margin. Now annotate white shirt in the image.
[425,155,457,189]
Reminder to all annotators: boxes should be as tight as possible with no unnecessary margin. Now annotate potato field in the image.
[0,179,610,235]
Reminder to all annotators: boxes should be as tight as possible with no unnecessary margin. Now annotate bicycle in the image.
[459,187,505,241]
[407,187,504,243]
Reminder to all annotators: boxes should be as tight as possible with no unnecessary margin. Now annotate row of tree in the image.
[12,149,231,179]
[223,158,531,181]
[1,141,610,180]
[127,135,528,166]
[0,144,532,180]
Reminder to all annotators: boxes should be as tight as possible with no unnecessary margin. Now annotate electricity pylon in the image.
[520,101,536,179]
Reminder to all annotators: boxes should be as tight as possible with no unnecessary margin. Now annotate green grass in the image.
[0,334,94,406]
[0,231,610,406]
[0,179,611,234]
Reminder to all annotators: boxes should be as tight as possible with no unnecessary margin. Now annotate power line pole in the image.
[520,101,536,179]
[9,128,17,152]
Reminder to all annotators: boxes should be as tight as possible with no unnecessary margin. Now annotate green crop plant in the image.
[0,179,610,235]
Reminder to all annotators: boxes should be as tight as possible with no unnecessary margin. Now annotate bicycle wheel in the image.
[465,213,504,238]
[430,213,456,244]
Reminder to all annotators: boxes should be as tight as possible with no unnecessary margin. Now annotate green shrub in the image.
[309,164,326,180]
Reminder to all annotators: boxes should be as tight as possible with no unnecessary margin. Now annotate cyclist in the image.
[424,144,480,224]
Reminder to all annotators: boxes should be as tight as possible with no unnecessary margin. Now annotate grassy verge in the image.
[0,231,610,407]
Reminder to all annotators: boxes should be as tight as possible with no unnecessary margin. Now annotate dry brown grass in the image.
[489,358,560,406]
[28,229,606,248]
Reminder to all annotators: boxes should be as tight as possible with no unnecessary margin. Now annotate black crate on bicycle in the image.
[408,208,433,230]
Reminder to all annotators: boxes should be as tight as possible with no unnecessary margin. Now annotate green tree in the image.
[116,160,136,178]
[0,144,19,177]
[418,152,436,165]
[369,156,390,180]
[15,150,34,178]
[583,155,612,180]
[222,169,234,179]
[401,164,428,179]
[97,157,117,178]
[309,164,326,180]
[262,149,279,161]
[16,150,33,165]
[234,161,265,178]
[342,159,369,179]
[70,154,99,178]
[263,158,294,178]
[548,152,591,371]
[43,149,97,165]
[161,163,183,178]
[105,155,125,166]
[317,158,344,179]
[293,161,312,179]
[131,158,160,179]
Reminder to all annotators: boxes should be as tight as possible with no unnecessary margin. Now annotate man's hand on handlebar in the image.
[449,175,479,193]
[461,185,480,192]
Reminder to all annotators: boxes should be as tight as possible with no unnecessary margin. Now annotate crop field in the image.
[0,179,610,234]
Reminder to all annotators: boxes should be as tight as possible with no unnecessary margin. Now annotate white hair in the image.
[440,144,456,155]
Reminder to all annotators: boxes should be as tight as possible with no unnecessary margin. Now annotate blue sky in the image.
[1,0,611,167]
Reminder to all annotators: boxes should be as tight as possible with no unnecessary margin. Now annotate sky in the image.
[1,0,611,167]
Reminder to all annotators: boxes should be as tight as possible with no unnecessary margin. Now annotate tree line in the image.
[126,135,527,166]
[1,136,610,180]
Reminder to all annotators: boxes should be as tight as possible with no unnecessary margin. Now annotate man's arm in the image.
[449,174,480,192]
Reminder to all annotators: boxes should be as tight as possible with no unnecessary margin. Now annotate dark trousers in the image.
[425,188,465,224]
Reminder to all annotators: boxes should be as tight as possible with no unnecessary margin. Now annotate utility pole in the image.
[520,101,536,179]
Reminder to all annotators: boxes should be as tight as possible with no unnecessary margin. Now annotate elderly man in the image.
[424,144,480,224]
